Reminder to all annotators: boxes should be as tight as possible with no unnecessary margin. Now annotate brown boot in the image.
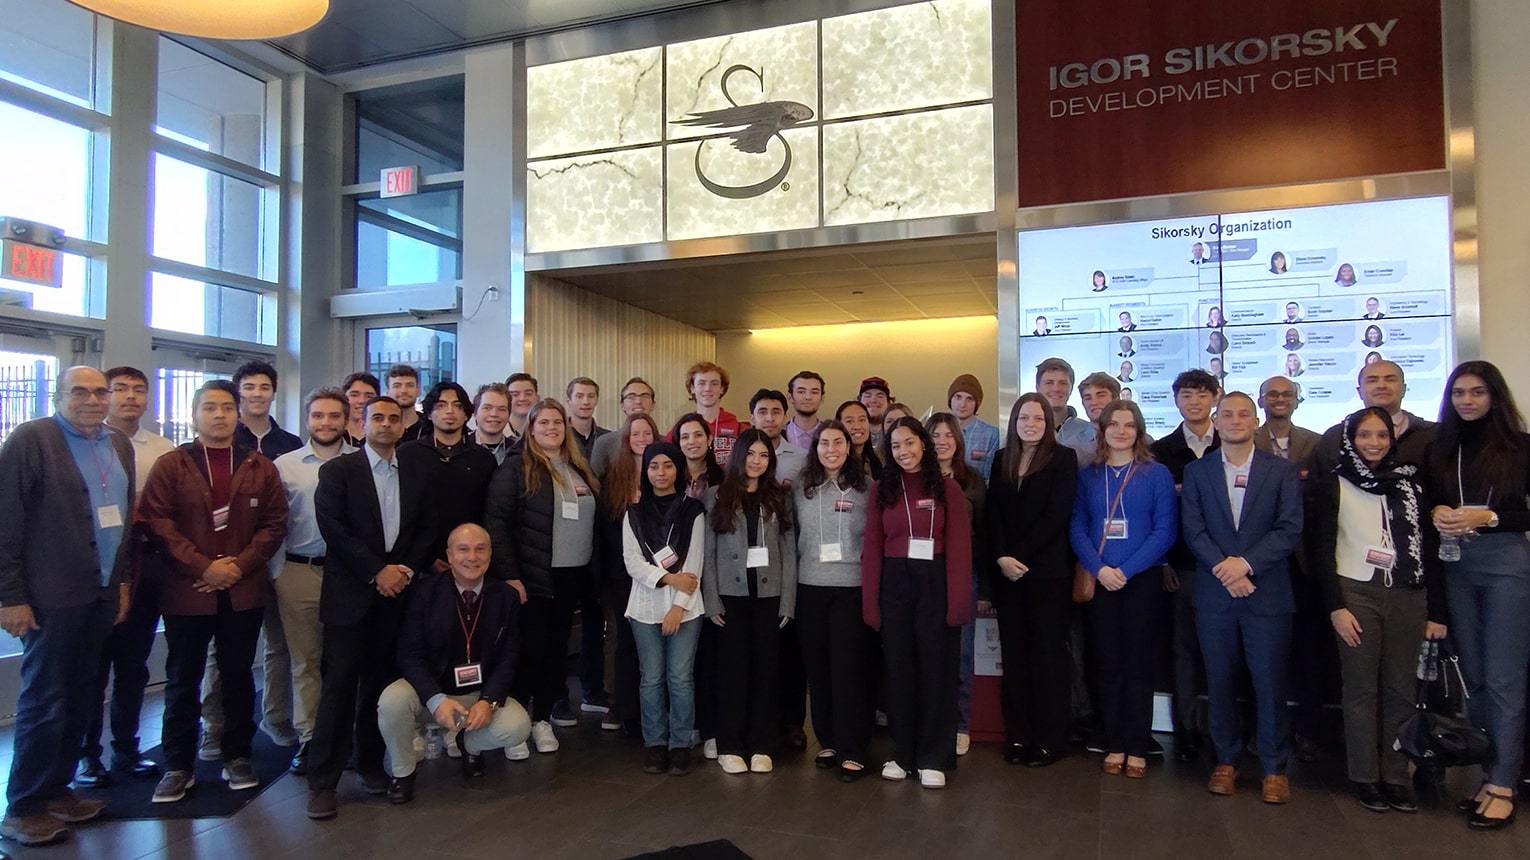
[1,812,68,846]
[1262,774,1292,804]
[1207,764,1237,796]
[47,789,105,823]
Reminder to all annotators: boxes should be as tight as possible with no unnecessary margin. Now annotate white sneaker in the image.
[881,761,909,781]
[703,738,718,760]
[749,754,773,773]
[445,728,462,758]
[718,754,748,774]
[504,741,531,761]
[530,720,559,753]
[919,768,946,789]
[600,715,622,731]
[956,732,971,756]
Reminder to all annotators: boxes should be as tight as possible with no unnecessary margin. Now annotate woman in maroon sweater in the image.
[863,417,972,789]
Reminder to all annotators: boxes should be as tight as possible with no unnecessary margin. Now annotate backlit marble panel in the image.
[665,22,818,143]
[821,104,993,226]
[526,47,663,159]
[525,147,663,252]
[821,0,992,120]
[666,126,819,241]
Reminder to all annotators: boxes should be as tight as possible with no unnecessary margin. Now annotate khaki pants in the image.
[377,679,531,777]
[274,560,324,740]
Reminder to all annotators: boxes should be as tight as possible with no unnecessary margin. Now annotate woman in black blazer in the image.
[986,393,1079,767]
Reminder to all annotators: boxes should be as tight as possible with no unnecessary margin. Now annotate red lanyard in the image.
[90,437,114,491]
[457,593,483,662]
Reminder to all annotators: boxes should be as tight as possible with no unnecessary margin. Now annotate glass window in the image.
[355,190,461,288]
[0,251,95,318]
[156,368,230,446]
[365,325,456,390]
[0,101,95,240]
[353,76,465,182]
[152,153,270,280]
[0,0,96,108]
[150,273,275,345]
[0,349,58,446]
[157,38,268,170]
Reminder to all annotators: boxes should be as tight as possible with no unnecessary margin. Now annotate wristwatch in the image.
[1486,512,1501,529]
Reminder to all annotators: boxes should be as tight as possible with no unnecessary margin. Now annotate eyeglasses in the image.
[68,387,110,401]
[621,392,655,402]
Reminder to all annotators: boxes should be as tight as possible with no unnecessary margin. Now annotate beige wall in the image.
[714,316,1002,428]
[1474,0,1530,397]
[525,274,715,429]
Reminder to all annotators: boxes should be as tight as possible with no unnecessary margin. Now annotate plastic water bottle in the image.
[1439,533,1461,562]
[425,725,444,760]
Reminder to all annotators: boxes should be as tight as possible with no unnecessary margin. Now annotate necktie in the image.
[461,589,478,624]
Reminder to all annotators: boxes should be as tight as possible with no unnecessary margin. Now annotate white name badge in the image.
[212,504,230,532]
[909,538,936,560]
[1234,473,1249,489]
[1364,545,1396,570]
[747,546,769,568]
[653,545,678,569]
[96,504,123,529]
[562,501,580,520]
[1105,518,1129,540]
[819,542,843,563]
[454,663,483,688]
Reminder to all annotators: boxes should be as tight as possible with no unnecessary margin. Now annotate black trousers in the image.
[994,574,1073,751]
[513,565,583,722]
[716,594,781,757]
[82,571,161,763]
[603,578,640,724]
[778,616,808,733]
[880,557,960,772]
[796,584,874,765]
[308,596,402,789]
[578,565,608,700]
[1087,567,1163,758]
[162,605,263,771]
[694,611,720,739]
[1169,570,1206,742]
[1290,568,1337,740]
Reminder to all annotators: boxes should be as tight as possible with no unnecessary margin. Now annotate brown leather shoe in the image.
[47,790,105,823]
[1207,764,1238,796]
[1262,774,1292,805]
[1101,755,1124,776]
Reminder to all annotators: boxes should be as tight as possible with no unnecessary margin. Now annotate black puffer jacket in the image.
[485,453,557,599]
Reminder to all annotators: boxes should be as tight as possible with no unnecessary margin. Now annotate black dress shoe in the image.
[124,756,160,777]
[457,729,485,778]
[1004,744,1027,765]
[1026,748,1060,768]
[1294,735,1324,764]
[1382,783,1418,813]
[357,771,390,795]
[290,742,309,776]
[387,772,416,804]
[1354,782,1389,813]
[815,751,839,769]
[838,764,866,783]
[75,757,112,788]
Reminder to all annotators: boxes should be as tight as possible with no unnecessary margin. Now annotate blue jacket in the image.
[1181,448,1303,616]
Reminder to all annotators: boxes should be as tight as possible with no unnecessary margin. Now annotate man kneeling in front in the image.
[378,523,530,802]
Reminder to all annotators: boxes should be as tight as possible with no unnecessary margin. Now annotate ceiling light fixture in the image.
[70,0,329,40]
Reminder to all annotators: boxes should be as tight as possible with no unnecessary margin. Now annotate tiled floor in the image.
[3,690,1527,859]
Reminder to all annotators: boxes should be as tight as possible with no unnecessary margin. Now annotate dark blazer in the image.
[1182,448,1303,616]
[398,573,519,707]
[0,418,135,609]
[314,446,437,627]
[1151,423,1219,570]
[401,438,499,567]
[985,446,1078,584]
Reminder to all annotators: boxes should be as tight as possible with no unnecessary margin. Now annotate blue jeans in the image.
[7,595,115,817]
[957,576,978,733]
[1446,532,1530,788]
[631,617,701,749]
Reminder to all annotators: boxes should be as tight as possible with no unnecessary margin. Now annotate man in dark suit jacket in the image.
[306,396,436,820]
[1149,369,1220,762]
[1308,361,1436,476]
[1182,392,1302,805]
[377,523,529,803]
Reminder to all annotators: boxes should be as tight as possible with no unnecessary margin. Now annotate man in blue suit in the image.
[1181,392,1302,805]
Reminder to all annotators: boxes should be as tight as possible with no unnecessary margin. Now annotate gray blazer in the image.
[701,488,798,620]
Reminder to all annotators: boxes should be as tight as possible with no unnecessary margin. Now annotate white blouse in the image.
[622,512,707,625]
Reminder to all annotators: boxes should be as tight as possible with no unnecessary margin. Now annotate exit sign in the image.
[380,165,420,198]
[2,238,62,288]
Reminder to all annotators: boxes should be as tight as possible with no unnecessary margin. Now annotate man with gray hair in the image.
[0,367,135,846]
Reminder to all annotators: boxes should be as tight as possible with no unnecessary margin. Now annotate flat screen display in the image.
[1017,195,1453,436]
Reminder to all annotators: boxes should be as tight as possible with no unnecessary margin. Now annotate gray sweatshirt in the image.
[793,480,869,588]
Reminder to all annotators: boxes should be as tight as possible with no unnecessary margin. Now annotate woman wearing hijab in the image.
[1307,407,1447,813]
[623,441,708,776]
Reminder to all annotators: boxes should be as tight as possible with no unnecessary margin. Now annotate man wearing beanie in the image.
[948,374,999,482]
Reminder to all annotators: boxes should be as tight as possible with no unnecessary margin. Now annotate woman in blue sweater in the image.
[1069,399,1178,779]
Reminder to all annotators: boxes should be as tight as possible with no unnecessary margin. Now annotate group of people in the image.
[0,350,1527,847]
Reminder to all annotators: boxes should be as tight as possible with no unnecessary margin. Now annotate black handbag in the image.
[1394,640,1494,767]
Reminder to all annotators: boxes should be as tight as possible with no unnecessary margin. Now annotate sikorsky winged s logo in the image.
[671,64,814,199]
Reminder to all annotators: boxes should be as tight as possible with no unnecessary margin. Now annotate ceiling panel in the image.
[550,234,998,331]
